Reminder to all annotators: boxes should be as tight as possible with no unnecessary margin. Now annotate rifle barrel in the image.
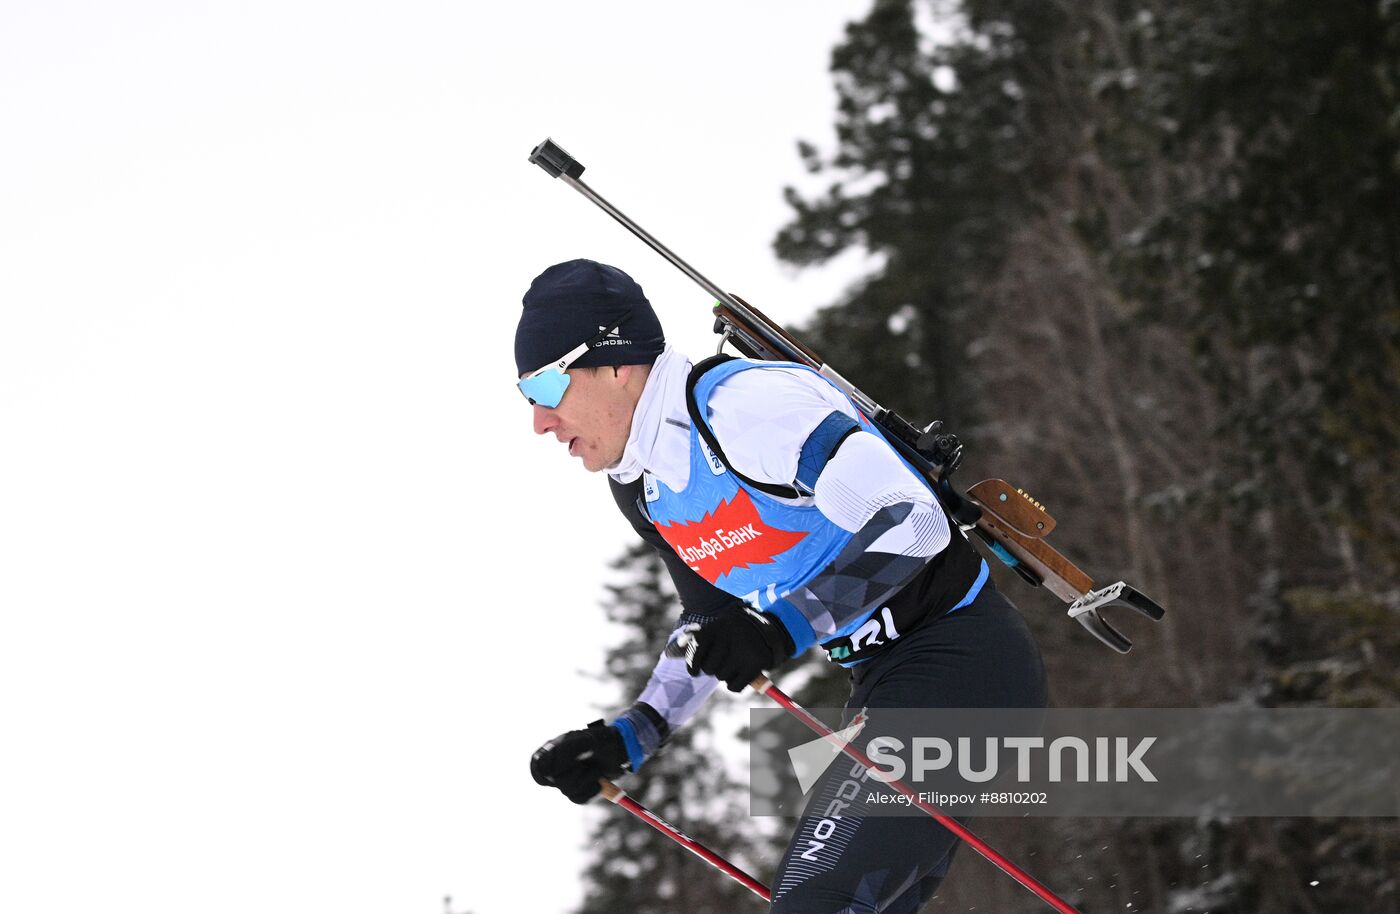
[557,175,806,362]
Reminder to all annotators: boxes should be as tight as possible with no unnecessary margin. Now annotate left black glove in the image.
[684,607,794,692]
[530,720,630,804]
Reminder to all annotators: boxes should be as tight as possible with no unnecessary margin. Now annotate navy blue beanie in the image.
[515,260,666,374]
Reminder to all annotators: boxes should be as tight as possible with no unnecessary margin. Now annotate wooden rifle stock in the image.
[713,298,822,365]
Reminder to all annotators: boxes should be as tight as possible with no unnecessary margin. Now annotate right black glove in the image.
[683,607,794,692]
[530,719,630,804]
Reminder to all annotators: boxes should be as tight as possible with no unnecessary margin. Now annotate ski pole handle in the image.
[597,778,771,903]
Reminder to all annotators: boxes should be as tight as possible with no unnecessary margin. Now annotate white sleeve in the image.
[705,365,860,486]
[611,621,722,771]
[703,365,953,640]
[813,430,948,544]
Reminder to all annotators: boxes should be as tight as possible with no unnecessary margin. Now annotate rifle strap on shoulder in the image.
[686,355,807,500]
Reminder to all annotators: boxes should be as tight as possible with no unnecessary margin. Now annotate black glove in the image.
[684,607,794,692]
[530,720,630,804]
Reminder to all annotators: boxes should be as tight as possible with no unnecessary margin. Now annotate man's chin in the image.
[580,453,621,474]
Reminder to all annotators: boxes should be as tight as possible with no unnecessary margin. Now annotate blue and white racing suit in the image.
[606,346,1046,912]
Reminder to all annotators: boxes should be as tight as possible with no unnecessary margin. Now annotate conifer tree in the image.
[776,1,1400,909]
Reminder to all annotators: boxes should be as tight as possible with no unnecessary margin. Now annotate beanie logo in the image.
[589,324,634,347]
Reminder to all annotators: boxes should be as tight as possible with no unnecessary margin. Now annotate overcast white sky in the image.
[0,3,884,913]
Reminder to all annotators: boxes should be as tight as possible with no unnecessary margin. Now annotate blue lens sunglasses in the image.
[517,322,623,408]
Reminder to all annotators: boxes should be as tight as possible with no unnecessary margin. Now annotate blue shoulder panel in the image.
[795,410,861,492]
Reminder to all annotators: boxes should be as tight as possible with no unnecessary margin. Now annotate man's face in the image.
[529,364,640,472]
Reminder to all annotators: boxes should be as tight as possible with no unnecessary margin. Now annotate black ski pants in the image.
[769,584,1048,913]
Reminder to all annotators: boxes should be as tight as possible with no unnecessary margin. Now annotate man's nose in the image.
[532,404,558,436]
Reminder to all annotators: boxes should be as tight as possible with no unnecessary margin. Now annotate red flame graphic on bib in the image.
[656,489,809,584]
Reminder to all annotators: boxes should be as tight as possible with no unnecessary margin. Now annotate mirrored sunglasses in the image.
[517,322,622,408]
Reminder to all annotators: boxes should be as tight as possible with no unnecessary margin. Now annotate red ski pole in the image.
[598,778,771,903]
[751,676,1083,914]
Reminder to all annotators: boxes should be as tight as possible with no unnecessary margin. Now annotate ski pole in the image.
[597,778,771,903]
[750,676,1084,914]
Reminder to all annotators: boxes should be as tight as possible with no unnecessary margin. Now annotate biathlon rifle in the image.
[528,137,1165,653]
